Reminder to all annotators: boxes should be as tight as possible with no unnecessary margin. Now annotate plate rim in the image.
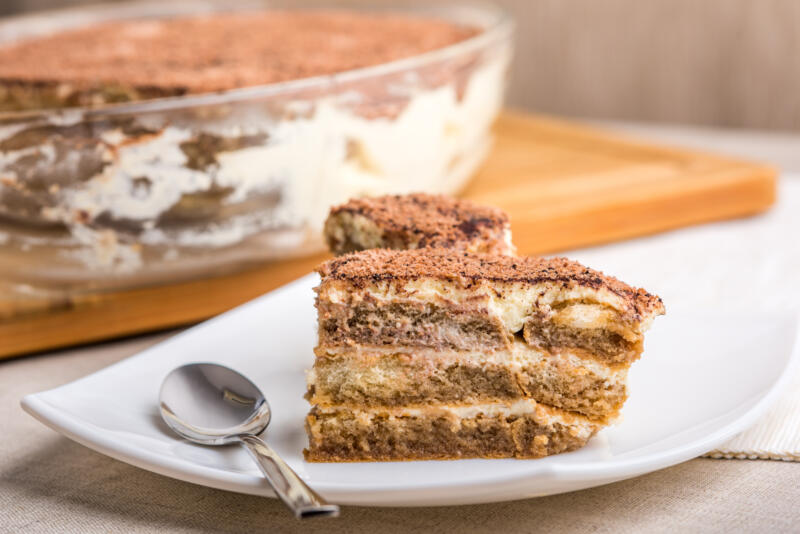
[20,274,800,505]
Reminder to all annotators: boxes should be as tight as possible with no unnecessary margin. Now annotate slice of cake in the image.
[324,193,515,256]
[305,248,664,461]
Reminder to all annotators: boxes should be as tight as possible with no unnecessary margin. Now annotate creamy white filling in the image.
[501,228,515,255]
[63,127,213,222]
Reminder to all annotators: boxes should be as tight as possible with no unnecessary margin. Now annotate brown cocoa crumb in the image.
[0,10,479,94]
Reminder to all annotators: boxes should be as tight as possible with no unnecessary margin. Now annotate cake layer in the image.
[316,249,664,363]
[304,400,600,461]
[324,193,515,256]
[317,295,509,352]
[308,341,627,420]
[523,307,644,363]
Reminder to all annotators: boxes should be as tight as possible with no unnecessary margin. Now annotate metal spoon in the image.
[159,362,339,519]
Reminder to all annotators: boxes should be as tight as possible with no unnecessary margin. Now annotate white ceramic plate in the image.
[22,274,800,506]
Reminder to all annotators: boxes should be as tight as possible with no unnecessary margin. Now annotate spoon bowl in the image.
[159,362,339,519]
[160,363,271,445]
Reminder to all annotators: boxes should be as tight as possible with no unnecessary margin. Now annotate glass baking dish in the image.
[0,0,513,295]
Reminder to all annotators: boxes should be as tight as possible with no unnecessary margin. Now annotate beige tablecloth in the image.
[2,122,800,533]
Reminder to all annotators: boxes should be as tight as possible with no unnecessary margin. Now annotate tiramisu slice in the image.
[305,248,663,461]
[324,193,515,256]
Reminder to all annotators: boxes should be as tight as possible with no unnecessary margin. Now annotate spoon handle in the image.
[239,434,339,519]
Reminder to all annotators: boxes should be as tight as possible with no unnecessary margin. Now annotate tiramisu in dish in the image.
[0,4,512,289]
[324,193,515,256]
[305,195,664,461]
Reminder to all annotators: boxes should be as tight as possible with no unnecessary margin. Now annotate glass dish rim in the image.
[0,0,514,122]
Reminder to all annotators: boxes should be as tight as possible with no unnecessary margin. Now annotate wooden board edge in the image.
[497,111,779,171]
[512,164,777,254]
[0,253,329,359]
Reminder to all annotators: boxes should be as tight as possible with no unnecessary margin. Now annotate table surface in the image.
[3,119,800,534]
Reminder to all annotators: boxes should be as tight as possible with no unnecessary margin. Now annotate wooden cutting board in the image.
[0,111,776,359]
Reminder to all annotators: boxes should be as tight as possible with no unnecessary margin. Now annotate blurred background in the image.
[2,0,799,131]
